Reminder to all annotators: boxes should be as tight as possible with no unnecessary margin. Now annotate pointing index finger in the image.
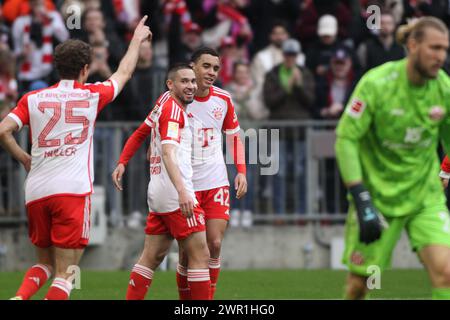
[139,15,148,26]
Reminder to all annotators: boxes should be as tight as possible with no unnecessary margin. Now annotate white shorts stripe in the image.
[82,196,90,239]
[187,217,192,228]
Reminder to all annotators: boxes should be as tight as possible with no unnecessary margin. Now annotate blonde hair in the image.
[396,16,448,46]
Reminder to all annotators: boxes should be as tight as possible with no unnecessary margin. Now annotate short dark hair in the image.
[54,39,92,79]
[167,62,194,80]
[271,20,289,33]
[190,47,219,63]
[232,60,249,74]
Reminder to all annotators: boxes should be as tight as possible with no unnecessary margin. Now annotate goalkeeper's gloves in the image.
[349,184,387,245]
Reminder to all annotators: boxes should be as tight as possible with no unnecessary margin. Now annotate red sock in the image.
[44,278,72,300]
[126,264,154,300]
[209,257,221,300]
[16,264,52,300]
[176,264,191,300]
[188,269,211,300]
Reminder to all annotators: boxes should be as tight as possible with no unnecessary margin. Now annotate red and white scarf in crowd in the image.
[164,0,194,32]
[13,14,53,81]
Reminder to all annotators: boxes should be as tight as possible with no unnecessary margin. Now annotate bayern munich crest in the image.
[212,107,223,120]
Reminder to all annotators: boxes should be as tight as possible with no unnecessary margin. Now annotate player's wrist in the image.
[349,183,373,211]
[117,161,127,167]
[236,164,246,176]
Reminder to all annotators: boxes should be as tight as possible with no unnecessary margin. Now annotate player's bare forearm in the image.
[0,118,30,171]
[162,144,187,195]
[112,39,141,83]
[110,15,152,92]
[162,143,194,216]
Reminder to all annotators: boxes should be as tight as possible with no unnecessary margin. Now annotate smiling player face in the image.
[192,54,221,91]
[168,68,197,106]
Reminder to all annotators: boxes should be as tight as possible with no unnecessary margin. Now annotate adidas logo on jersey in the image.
[129,279,135,287]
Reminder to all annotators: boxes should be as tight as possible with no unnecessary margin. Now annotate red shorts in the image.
[145,206,206,240]
[195,186,230,221]
[26,195,91,249]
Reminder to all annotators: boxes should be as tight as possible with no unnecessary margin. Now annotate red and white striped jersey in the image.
[187,86,240,191]
[145,93,196,213]
[8,79,118,205]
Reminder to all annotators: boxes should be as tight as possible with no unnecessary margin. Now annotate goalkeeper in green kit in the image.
[336,17,450,300]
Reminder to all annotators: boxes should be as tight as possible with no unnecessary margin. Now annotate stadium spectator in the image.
[264,39,314,121]
[2,0,56,24]
[0,6,11,50]
[250,21,304,120]
[111,0,141,33]
[12,0,69,93]
[169,22,203,68]
[402,0,450,25]
[357,11,405,72]
[247,0,301,53]
[314,45,357,120]
[218,36,242,86]
[126,40,162,120]
[201,0,253,54]
[263,39,314,215]
[225,60,256,227]
[87,40,113,83]
[296,0,352,50]
[0,48,18,120]
[74,7,126,68]
[305,14,341,79]
[225,61,256,121]
[359,0,404,25]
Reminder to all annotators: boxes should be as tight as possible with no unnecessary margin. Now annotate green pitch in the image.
[0,269,431,300]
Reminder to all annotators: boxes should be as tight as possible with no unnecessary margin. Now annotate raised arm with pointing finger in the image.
[110,15,152,93]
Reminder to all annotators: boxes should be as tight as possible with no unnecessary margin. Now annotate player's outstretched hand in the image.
[179,190,194,218]
[349,184,387,245]
[133,15,152,43]
[112,163,126,191]
[235,173,247,199]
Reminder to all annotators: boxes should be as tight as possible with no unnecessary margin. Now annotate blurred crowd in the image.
[2,0,450,123]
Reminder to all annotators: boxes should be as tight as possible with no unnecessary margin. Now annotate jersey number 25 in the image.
[38,101,90,148]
